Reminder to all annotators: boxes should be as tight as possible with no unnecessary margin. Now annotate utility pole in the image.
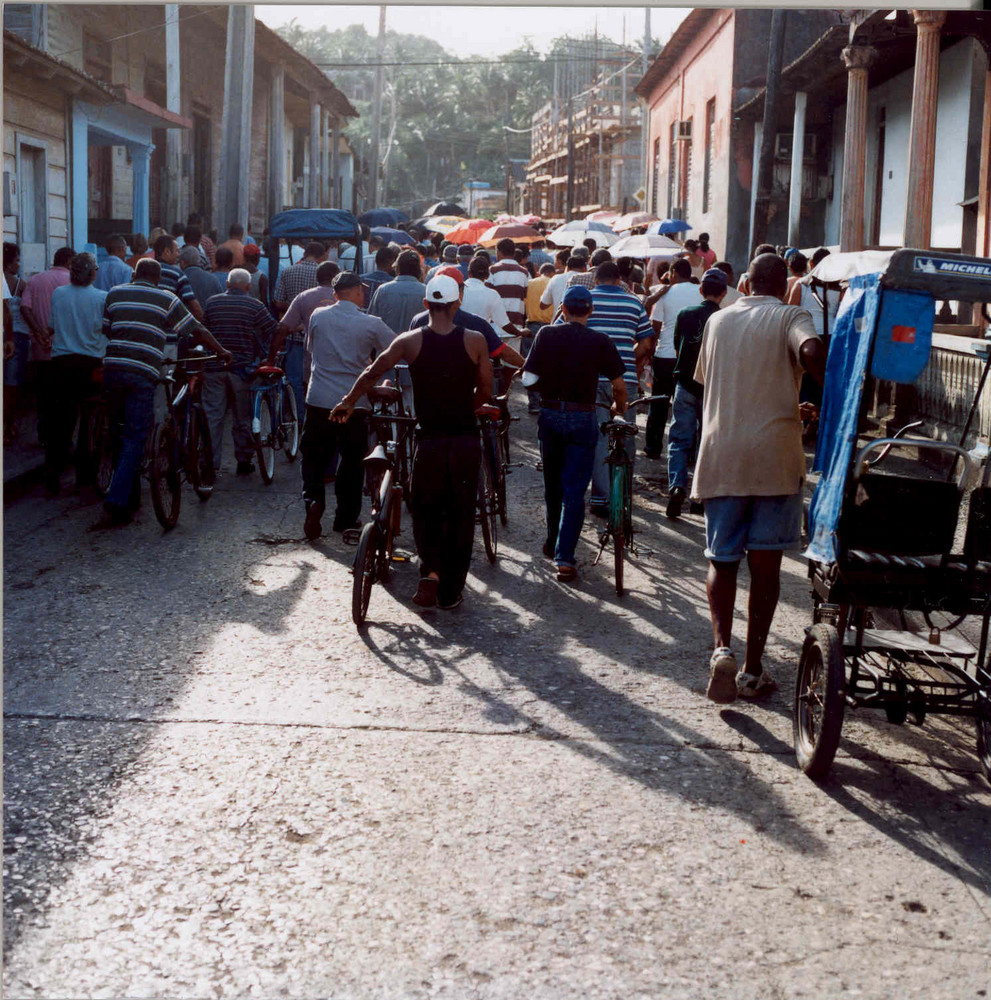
[368,5,386,207]
[640,7,650,207]
[565,97,575,222]
[164,4,181,227]
[752,9,786,250]
[219,5,255,237]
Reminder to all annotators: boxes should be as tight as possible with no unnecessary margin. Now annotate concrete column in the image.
[839,44,877,252]
[70,103,89,250]
[330,117,341,209]
[747,121,762,257]
[903,10,946,250]
[268,64,285,217]
[164,4,182,228]
[321,108,331,207]
[309,100,321,207]
[787,90,807,248]
[977,68,991,260]
[218,5,255,237]
[131,145,152,238]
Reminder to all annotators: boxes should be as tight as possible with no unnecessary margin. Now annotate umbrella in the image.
[609,234,685,259]
[477,224,544,248]
[586,210,619,225]
[358,208,407,227]
[612,212,660,232]
[802,249,895,285]
[421,215,464,234]
[546,224,619,248]
[556,219,615,234]
[444,218,492,245]
[650,218,692,235]
[370,226,417,246]
[425,201,467,217]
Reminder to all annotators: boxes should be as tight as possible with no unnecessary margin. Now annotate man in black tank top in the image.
[332,275,493,610]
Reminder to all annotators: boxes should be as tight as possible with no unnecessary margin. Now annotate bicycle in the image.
[476,402,502,563]
[148,348,218,530]
[350,384,418,626]
[249,356,300,484]
[594,395,668,596]
[81,366,116,497]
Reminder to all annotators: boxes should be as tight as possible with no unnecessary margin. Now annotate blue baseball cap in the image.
[701,267,729,288]
[562,285,593,309]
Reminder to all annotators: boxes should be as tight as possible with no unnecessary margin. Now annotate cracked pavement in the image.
[4,400,991,999]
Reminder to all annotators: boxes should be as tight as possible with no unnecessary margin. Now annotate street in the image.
[4,399,991,1000]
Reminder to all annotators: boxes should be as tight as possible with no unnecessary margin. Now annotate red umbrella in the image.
[445,218,492,245]
[477,223,544,247]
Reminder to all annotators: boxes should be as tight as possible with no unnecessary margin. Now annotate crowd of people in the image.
[2,213,830,706]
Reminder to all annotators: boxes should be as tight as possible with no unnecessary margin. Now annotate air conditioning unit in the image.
[676,120,693,141]
[774,133,818,162]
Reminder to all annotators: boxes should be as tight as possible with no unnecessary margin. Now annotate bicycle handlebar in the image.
[350,406,418,424]
[627,394,669,408]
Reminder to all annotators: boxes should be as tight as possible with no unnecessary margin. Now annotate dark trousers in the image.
[104,369,155,512]
[44,353,103,490]
[410,434,481,604]
[31,359,54,447]
[300,405,367,528]
[644,357,676,455]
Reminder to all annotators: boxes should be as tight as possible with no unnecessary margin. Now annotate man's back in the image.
[184,265,223,310]
[488,259,528,327]
[103,281,196,379]
[93,256,133,292]
[587,284,652,392]
[692,296,817,499]
[203,289,275,367]
[368,275,427,334]
[525,322,624,404]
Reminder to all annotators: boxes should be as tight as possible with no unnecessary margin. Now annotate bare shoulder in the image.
[463,328,489,358]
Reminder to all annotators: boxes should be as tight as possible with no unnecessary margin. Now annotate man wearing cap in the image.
[332,274,493,611]
[300,269,398,540]
[362,247,398,306]
[524,284,627,581]
[455,243,474,279]
[426,244,458,283]
[368,249,427,335]
[665,267,728,520]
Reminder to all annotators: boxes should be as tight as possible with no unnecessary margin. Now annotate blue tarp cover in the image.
[869,286,935,383]
[268,209,361,241]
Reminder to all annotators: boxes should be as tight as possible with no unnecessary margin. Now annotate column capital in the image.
[841,45,877,72]
[912,9,946,30]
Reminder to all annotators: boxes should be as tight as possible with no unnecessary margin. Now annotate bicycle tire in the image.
[478,445,498,563]
[188,404,215,501]
[253,392,277,485]
[610,462,626,596]
[793,624,846,779]
[352,521,380,626]
[150,419,181,530]
[493,426,508,527]
[88,406,115,498]
[282,380,300,462]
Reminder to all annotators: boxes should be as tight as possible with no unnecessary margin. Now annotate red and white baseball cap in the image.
[424,274,461,304]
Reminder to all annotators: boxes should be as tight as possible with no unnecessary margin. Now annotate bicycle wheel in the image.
[187,404,215,501]
[478,445,498,563]
[793,624,846,779]
[352,521,380,626]
[609,462,626,596]
[149,419,181,530]
[88,406,115,498]
[253,392,277,485]
[491,426,508,527]
[281,380,300,462]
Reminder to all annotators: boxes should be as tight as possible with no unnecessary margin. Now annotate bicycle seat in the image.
[476,404,502,420]
[493,394,510,407]
[367,384,402,405]
[254,365,284,377]
[364,444,390,468]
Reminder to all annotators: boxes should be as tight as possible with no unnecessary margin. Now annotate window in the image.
[682,117,693,216]
[667,122,677,217]
[703,98,716,215]
[18,140,47,244]
[651,138,660,215]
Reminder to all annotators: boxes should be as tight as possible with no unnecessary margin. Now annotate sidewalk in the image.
[3,410,45,499]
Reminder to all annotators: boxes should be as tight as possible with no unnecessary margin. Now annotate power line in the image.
[313,55,640,69]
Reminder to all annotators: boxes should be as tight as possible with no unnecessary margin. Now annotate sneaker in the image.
[666,487,686,520]
[556,564,577,583]
[736,669,778,700]
[236,460,255,476]
[706,647,738,704]
[438,593,463,611]
[412,577,439,608]
[303,500,324,540]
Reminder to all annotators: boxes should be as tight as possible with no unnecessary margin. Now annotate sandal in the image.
[736,669,778,699]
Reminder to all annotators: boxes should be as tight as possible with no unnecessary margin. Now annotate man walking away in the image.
[362,247,397,306]
[153,235,204,325]
[523,262,556,413]
[488,238,529,332]
[368,249,426,334]
[201,269,277,475]
[299,270,397,540]
[100,258,230,525]
[541,255,584,313]
[219,224,246,268]
[665,268,727,520]
[331,275,492,611]
[524,285,626,581]
[566,249,611,291]
[44,253,107,494]
[692,253,825,703]
[242,243,270,306]
[93,236,134,292]
[715,262,743,305]
[178,245,223,311]
[266,260,340,364]
[644,258,702,460]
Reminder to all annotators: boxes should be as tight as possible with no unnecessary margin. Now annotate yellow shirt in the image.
[525,275,553,325]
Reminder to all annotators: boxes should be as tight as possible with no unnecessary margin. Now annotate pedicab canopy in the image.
[266,208,364,284]
[806,249,991,566]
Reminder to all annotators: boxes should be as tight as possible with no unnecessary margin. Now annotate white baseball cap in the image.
[424,274,461,305]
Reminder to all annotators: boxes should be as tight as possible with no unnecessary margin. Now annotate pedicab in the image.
[797,248,991,783]
[265,208,365,292]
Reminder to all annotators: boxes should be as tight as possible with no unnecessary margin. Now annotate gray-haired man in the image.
[178,244,223,311]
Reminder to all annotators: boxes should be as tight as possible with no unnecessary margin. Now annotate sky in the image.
[255,4,693,57]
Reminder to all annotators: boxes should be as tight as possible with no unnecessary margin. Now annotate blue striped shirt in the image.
[587,285,653,390]
[203,288,277,368]
[102,280,201,382]
[158,262,197,307]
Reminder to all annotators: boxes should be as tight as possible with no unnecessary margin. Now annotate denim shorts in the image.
[703,493,804,562]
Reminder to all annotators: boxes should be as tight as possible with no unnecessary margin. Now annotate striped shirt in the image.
[488,259,529,327]
[274,259,321,342]
[157,262,197,308]
[102,280,201,382]
[586,285,653,391]
[565,270,597,290]
[203,288,277,368]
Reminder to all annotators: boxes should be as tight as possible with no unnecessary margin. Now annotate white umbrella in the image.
[609,234,686,259]
[547,225,619,248]
[641,227,686,247]
[802,249,895,284]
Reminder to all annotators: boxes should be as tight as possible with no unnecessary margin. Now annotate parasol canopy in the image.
[612,212,660,232]
[425,201,467,217]
[370,226,417,246]
[444,218,492,245]
[477,224,544,247]
[546,224,619,248]
[650,218,692,235]
[421,215,464,234]
[609,234,686,259]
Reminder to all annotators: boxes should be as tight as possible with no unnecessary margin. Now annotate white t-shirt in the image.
[540,272,570,311]
[799,283,841,338]
[462,277,509,333]
[2,274,10,300]
[650,282,703,358]
[721,286,743,306]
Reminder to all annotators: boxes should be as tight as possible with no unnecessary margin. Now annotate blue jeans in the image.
[538,408,599,567]
[104,369,155,511]
[283,340,306,422]
[667,383,703,492]
[591,381,635,505]
[524,322,541,408]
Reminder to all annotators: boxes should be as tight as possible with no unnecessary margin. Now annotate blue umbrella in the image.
[370,226,416,245]
[652,218,692,235]
[359,208,407,227]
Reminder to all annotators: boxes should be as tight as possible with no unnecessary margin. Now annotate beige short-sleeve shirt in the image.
[692,296,819,500]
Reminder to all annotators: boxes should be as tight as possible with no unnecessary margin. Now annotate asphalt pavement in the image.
[4,396,990,999]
